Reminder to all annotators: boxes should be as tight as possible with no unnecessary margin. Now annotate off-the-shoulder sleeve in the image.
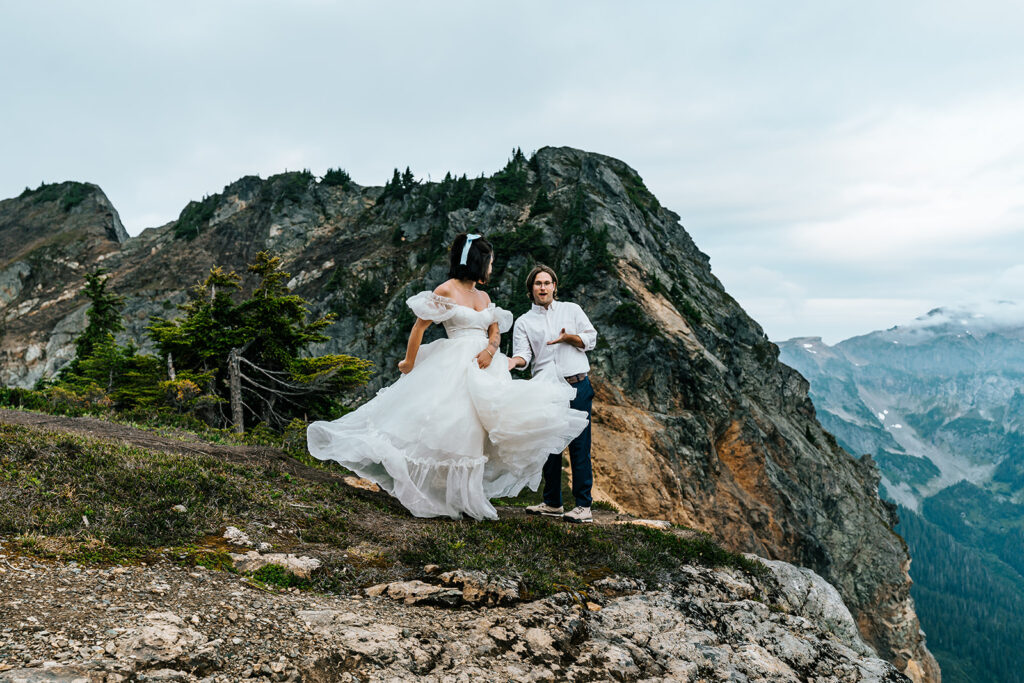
[490,305,513,333]
[406,291,459,323]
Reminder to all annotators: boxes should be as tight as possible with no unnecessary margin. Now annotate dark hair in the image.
[448,233,493,283]
[525,264,558,302]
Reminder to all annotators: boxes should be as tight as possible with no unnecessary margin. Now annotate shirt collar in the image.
[531,300,558,314]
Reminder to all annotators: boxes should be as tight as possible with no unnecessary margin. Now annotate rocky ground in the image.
[0,409,910,681]
[0,539,909,683]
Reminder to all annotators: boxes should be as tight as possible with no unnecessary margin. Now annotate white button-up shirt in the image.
[512,300,597,378]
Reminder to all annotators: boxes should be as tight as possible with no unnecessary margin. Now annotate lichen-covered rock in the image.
[0,664,105,682]
[112,612,221,675]
[364,580,463,606]
[757,556,875,657]
[437,569,521,605]
[300,563,909,682]
[228,550,321,578]
[0,547,907,683]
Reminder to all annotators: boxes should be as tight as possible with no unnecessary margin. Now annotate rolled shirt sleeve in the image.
[512,317,534,367]
[575,305,598,352]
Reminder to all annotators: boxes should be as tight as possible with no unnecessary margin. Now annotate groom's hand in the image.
[547,328,584,348]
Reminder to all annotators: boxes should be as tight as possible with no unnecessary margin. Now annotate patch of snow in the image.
[893,424,903,429]
[877,412,886,421]
[803,343,814,349]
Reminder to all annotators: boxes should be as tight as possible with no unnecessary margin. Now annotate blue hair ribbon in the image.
[459,234,481,266]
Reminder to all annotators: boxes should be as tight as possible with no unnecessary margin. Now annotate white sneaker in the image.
[564,506,593,524]
[525,503,564,517]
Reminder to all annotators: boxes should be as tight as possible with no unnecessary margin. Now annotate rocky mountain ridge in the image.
[0,147,937,680]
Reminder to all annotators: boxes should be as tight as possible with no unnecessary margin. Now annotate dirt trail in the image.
[0,408,340,484]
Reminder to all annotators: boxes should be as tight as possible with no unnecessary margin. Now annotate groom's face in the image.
[532,273,556,306]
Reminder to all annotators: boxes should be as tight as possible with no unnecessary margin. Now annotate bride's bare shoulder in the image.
[433,280,455,297]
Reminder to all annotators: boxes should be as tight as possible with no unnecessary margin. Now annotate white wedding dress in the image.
[306,291,589,520]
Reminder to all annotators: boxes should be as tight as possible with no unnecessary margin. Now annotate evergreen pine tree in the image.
[530,189,554,216]
[148,252,372,428]
[401,166,415,190]
[55,269,165,409]
[76,269,125,359]
[58,269,125,380]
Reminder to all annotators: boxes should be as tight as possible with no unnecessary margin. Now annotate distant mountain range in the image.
[779,302,1024,683]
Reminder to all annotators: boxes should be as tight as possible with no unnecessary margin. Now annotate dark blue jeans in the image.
[543,376,593,508]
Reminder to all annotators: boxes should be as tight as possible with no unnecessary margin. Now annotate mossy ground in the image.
[0,414,762,598]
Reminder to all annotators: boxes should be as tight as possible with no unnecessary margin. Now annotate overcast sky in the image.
[3,1,1023,344]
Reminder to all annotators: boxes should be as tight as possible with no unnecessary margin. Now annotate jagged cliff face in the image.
[0,148,938,681]
[1,182,129,382]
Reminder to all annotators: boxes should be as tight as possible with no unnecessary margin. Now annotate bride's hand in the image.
[398,358,413,374]
[476,349,493,369]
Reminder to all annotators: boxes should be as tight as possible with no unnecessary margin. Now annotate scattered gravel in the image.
[0,538,910,682]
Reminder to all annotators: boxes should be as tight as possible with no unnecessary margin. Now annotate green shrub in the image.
[609,302,659,337]
[648,274,669,297]
[617,169,660,214]
[264,170,313,208]
[529,189,554,217]
[174,195,219,240]
[492,148,530,205]
[354,277,387,312]
[488,224,553,274]
[20,182,92,212]
[0,386,50,412]
[60,183,92,212]
[252,563,310,589]
[321,167,352,189]
[679,299,703,325]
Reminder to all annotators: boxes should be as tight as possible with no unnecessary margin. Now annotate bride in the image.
[306,233,589,520]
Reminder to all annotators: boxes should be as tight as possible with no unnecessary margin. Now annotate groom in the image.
[508,265,598,523]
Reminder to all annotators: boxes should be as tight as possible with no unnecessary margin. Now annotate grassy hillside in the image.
[0,414,761,598]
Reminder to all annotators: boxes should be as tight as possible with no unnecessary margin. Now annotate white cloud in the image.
[3,1,1024,344]
[747,297,937,344]
[994,264,1024,293]
[898,300,1024,333]
[786,97,1024,262]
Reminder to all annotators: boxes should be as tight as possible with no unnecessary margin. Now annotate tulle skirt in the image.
[306,334,589,520]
